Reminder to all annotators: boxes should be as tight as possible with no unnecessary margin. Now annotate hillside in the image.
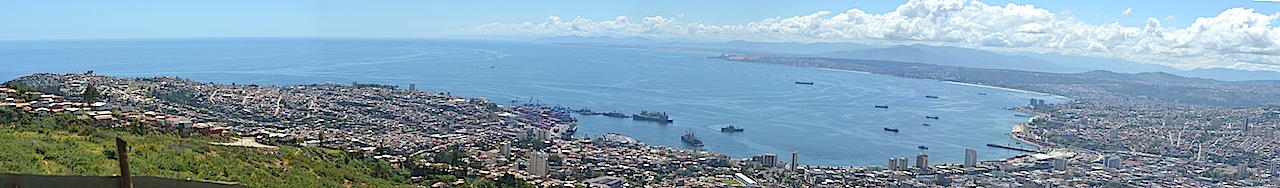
[0,114,413,188]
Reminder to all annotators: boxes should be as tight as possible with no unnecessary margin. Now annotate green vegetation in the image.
[0,115,412,188]
[0,110,537,188]
[83,84,100,103]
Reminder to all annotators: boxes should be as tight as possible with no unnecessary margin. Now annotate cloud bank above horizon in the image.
[460,0,1280,72]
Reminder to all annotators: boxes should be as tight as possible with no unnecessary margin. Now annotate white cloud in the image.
[460,0,1280,72]
[1122,8,1132,16]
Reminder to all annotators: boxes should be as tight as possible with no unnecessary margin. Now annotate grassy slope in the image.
[0,123,412,188]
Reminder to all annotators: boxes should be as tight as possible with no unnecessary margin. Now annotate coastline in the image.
[808,64,1070,100]
[813,67,872,75]
[942,81,1069,100]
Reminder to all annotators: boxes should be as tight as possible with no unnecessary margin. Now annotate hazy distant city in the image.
[3,0,1280,187]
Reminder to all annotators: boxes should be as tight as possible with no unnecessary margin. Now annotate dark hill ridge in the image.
[715,56,1280,107]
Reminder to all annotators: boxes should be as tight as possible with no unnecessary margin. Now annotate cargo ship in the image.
[632,111,674,123]
[883,127,899,132]
[874,105,889,109]
[925,95,939,98]
[925,116,939,119]
[682,131,704,147]
[795,81,814,85]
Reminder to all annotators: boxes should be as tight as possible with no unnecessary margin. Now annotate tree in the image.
[83,84,100,103]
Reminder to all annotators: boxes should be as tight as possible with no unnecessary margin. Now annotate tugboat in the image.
[925,95,939,98]
[925,116,939,119]
[602,111,629,118]
[883,127,899,132]
[874,105,889,109]
[721,125,745,132]
[632,111,674,123]
[682,131,704,147]
[918,145,929,150]
[795,81,814,85]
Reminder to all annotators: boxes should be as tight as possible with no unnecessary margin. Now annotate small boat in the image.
[874,105,889,109]
[925,95,939,98]
[720,125,745,132]
[922,123,931,126]
[883,127,899,132]
[795,81,814,85]
[918,145,929,150]
[925,116,939,119]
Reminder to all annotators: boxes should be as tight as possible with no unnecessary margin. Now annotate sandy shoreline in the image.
[812,67,1068,100]
[942,81,1069,100]
[813,67,872,74]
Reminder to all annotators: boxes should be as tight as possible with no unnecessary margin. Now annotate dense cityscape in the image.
[3,70,1277,187]
[4,0,1280,187]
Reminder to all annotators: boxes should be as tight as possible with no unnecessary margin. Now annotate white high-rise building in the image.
[528,151,549,177]
[760,153,778,168]
[916,153,929,172]
[500,142,511,157]
[898,158,909,171]
[964,148,978,168]
[789,151,799,173]
[1054,158,1068,171]
[889,158,898,171]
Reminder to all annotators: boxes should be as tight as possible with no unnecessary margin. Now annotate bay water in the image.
[0,38,1065,166]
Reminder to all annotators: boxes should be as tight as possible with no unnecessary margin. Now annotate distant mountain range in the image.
[535,36,1280,81]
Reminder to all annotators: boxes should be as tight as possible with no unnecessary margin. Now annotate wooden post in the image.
[116,137,132,188]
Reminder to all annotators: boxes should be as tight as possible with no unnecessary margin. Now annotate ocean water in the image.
[0,38,1065,166]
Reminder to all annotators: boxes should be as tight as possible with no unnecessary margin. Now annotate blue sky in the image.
[1,0,1274,39]
[2,0,1279,72]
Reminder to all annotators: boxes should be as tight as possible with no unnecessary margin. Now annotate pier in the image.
[987,143,1038,153]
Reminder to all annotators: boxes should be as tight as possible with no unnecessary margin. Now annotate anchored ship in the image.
[602,111,629,118]
[795,81,814,85]
[682,131,704,147]
[883,127,899,132]
[720,125,744,132]
[632,111,674,123]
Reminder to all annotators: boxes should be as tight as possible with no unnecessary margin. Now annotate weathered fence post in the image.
[116,137,132,188]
